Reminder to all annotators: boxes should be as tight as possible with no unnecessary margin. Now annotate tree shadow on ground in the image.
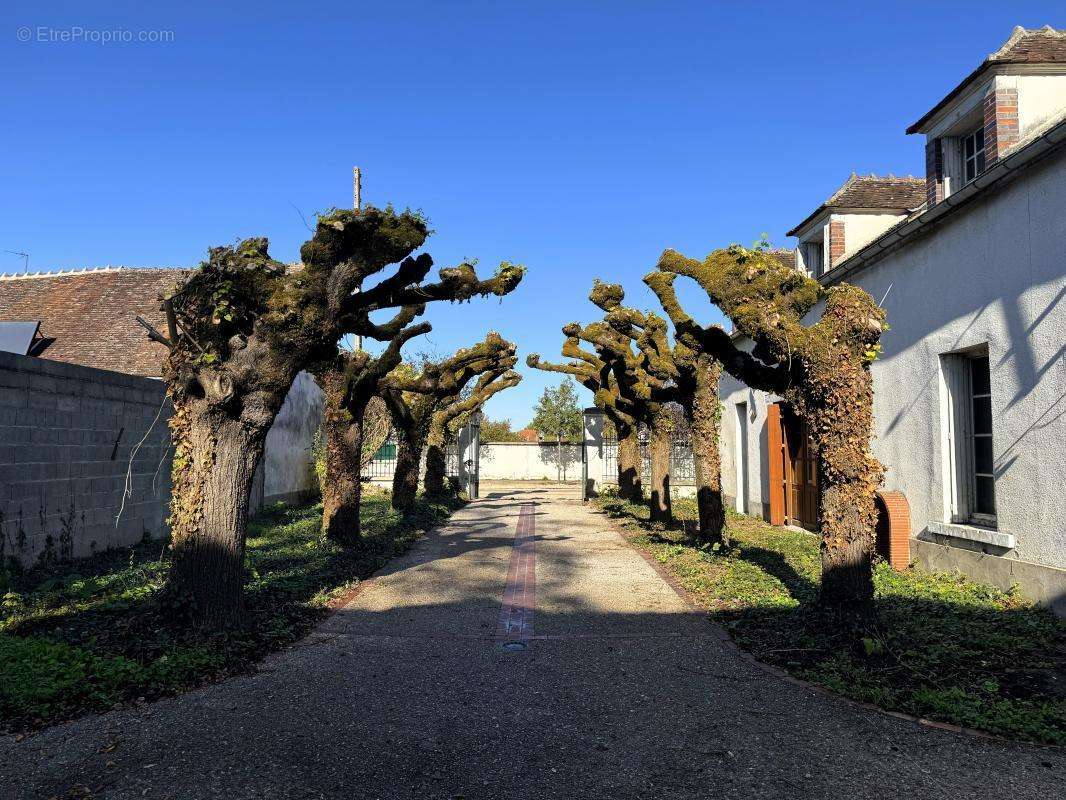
[0,493,467,731]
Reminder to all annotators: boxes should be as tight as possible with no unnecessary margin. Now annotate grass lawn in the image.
[0,492,461,732]
[596,493,1066,745]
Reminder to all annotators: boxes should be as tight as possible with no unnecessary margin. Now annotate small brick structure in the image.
[875,489,911,570]
[925,137,944,207]
[828,219,846,267]
[984,85,1019,166]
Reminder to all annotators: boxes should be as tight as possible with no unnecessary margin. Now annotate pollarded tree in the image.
[380,333,518,509]
[588,281,727,545]
[313,304,431,544]
[646,245,886,605]
[425,367,522,493]
[561,316,677,524]
[147,206,524,625]
[527,337,644,500]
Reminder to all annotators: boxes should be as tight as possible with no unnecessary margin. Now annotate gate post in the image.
[461,411,482,499]
[582,407,604,501]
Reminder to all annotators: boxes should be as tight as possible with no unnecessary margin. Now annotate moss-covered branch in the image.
[653,245,886,605]
[381,333,519,508]
[156,205,525,626]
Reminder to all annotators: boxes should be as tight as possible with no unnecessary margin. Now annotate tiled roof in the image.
[0,267,186,377]
[786,175,925,237]
[517,428,539,443]
[907,26,1066,133]
[766,248,797,270]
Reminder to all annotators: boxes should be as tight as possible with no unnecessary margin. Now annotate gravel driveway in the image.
[2,482,1062,799]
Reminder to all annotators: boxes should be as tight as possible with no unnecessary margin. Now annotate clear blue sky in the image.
[2,2,1061,424]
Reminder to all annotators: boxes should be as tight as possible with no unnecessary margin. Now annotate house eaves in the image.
[823,115,1066,287]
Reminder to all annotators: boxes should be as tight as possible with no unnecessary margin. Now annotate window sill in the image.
[927,520,1015,549]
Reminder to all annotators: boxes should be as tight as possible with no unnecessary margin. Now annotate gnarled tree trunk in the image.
[392,425,425,510]
[688,356,725,545]
[806,363,880,605]
[424,416,449,495]
[647,408,672,524]
[616,422,642,501]
[166,401,267,627]
[321,386,365,546]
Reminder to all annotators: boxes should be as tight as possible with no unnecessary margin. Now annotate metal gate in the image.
[361,413,481,498]
[600,425,695,488]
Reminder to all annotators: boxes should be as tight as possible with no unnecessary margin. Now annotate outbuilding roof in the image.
[785,175,926,237]
[0,266,186,377]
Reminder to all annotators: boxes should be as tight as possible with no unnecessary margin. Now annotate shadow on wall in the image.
[477,443,582,482]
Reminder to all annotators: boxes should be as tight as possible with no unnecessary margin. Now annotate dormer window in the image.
[962,127,986,184]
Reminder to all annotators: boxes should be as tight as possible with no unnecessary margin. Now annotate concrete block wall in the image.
[0,351,173,565]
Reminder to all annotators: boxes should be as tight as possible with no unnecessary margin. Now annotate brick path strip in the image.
[496,502,535,642]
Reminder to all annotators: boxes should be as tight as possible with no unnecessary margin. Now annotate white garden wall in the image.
[478,442,582,482]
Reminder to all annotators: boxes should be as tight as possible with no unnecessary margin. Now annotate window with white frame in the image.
[962,127,986,185]
[801,241,823,278]
[940,348,996,526]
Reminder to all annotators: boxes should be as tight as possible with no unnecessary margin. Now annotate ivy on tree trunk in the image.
[312,306,430,544]
[646,246,886,606]
[149,208,524,627]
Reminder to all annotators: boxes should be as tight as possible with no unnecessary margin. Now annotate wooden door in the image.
[780,406,820,531]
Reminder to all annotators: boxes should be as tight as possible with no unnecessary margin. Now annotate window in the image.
[962,127,985,184]
[940,348,996,526]
[802,242,823,278]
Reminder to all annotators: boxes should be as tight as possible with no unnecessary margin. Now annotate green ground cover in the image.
[596,493,1066,745]
[0,492,460,731]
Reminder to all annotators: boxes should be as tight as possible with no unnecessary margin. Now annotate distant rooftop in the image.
[786,174,926,237]
[0,266,186,376]
[907,26,1066,134]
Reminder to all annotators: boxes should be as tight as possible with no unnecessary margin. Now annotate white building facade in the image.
[718,27,1066,613]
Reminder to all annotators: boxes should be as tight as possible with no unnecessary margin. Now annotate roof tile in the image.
[0,267,186,377]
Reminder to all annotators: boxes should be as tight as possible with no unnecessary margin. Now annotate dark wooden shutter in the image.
[766,402,785,526]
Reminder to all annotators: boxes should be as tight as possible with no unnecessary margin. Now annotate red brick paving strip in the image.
[496,503,536,641]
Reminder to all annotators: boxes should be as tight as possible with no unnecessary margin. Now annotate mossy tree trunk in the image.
[647,408,672,524]
[648,249,886,606]
[319,373,366,545]
[687,355,725,545]
[392,424,425,510]
[167,400,268,628]
[803,359,881,605]
[424,416,450,495]
[616,421,643,502]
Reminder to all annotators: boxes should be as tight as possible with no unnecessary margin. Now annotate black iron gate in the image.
[361,414,481,498]
[600,425,695,488]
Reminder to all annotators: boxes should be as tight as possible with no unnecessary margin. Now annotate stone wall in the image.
[0,353,323,566]
[0,351,172,565]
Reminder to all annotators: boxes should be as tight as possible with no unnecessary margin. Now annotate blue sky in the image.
[2,2,1061,424]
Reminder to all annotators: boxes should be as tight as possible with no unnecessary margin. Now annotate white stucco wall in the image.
[840,212,909,261]
[720,151,1066,574]
[479,442,582,481]
[1007,74,1066,138]
[261,370,323,503]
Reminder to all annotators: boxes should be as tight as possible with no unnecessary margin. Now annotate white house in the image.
[718,26,1066,613]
